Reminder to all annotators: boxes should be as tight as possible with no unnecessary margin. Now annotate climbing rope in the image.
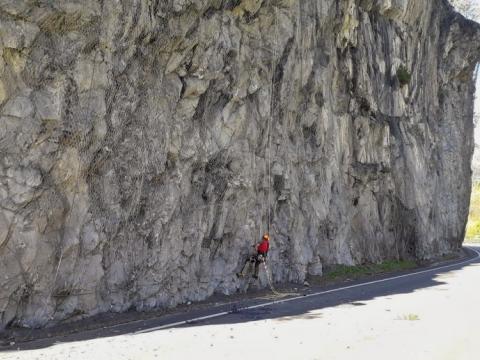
[266,1,278,236]
[262,0,278,289]
[239,2,302,300]
[262,260,298,297]
[240,0,278,295]
[262,260,281,296]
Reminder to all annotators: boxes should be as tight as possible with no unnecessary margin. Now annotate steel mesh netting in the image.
[0,0,319,324]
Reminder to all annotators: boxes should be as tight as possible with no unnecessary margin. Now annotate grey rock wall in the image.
[0,0,479,329]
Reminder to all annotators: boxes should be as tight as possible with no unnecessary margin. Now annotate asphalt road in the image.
[1,245,480,360]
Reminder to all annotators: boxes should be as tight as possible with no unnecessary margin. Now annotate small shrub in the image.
[465,182,480,243]
[396,313,420,321]
[396,65,412,86]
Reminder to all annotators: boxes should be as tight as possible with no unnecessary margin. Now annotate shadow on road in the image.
[1,247,478,352]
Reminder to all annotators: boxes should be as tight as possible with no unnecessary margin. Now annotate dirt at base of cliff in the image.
[0,248,469,349]
[1,0,480,329]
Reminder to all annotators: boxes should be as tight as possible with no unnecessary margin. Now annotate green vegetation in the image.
[465,182,480,243]
[396,313,420,321]
[324,259,417,281]
[396,65,412,86]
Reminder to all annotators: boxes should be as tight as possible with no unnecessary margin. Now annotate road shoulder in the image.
[1,246,476,350]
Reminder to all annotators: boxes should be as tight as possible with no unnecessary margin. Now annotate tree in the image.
[450,0,480,21]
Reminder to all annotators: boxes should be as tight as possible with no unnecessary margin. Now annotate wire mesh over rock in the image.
[0,0,479,329]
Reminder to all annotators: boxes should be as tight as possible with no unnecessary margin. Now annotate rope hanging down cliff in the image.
[260,3,304,298]
[237,1,277,287]
[250,2,296,297]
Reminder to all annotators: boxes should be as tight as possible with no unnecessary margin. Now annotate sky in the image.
[473,0,480,146]
[473,0,480,162]
[472,0,479,120]
[476,75,479,116]
[474,73,479,152]
[475,0,479,117]
[474,0,480,119]
[470,0,479,118]
[471,0,479,143]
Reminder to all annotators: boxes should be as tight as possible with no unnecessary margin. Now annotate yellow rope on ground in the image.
[262,260,298,297]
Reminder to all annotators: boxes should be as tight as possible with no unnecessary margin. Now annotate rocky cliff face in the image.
[1,0,479,329]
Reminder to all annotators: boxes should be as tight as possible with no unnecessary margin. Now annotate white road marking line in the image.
[133,247,480,334]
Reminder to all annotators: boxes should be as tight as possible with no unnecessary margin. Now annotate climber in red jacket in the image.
[237,234,270,279]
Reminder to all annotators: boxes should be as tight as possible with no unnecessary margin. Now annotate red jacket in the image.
[257,240,269,254]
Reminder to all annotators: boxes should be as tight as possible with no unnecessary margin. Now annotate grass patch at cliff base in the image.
[307,259,418,286]
[324,260,418,280]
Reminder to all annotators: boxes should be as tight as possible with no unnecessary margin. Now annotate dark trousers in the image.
[239,253,266,277]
